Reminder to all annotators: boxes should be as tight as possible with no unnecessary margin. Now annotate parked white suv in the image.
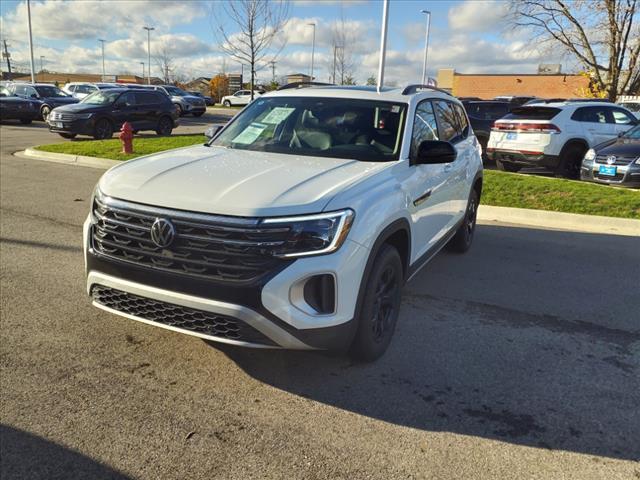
[62,82,118,99]
[84,85,483,361]
[487,101,638,177]
[221,89,262,107]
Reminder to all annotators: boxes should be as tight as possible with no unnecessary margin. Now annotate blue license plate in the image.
[598,165,617,176]
[506,132,517,140]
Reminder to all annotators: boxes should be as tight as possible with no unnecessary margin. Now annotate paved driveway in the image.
[1,120,638,479]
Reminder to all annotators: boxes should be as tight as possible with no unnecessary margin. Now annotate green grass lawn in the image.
[482,170,640,219]
[35,134,206,161]
[34,136,639,219]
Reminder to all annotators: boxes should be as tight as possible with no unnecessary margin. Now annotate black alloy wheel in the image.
[156,116,173,136]
[447,189,479,253]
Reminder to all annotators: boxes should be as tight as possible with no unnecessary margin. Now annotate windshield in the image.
[622,125,640,139]
[80,90,122,105]
[621,102,640,113]
[165,86,187,96]
[34,85,69,97]
[0,86,13,96]
[212,96,407,162]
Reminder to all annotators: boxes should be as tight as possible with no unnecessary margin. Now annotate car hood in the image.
[596,137,640,157]
[99,145,390,217]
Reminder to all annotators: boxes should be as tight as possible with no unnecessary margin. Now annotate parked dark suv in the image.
[8,82,78,120]
[0,86,42,124]
[462,101,510,162]
[48,88,178,139]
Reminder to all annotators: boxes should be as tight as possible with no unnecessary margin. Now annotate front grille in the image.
[595,155,634,166]
[49,111,76,121]
[91,285,276,345]
[91,194,290,284]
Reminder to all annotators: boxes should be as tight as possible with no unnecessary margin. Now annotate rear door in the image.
[134,91,160,129]
[112,91,140,129]
[609,107,637,136]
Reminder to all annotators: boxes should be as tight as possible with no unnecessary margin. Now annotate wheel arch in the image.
[561,138,589,155]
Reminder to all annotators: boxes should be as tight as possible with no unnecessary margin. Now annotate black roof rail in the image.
[401,84,453,97]
[277,81,334,91]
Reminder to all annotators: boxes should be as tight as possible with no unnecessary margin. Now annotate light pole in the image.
[307,22,316,80]
[143,26,154,85]
[26,0,36,83]
[140,62,145,81]
[420,10,431,85]
[39,55,44,73]
[98,39,106,81]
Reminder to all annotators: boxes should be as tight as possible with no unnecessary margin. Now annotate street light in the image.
[26,0,36,83]
[143,26,155,85]
[98,39,106,81]
[420,10,431,85]
[140,62,145,81]
[307,22,316,80]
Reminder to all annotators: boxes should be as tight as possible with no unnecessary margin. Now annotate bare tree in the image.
[509,0,639,99]
[329,13,355,84]
[154,41,175,84]
[211,0,289,100]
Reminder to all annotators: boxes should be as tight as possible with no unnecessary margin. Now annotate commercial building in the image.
[437,68,590,99]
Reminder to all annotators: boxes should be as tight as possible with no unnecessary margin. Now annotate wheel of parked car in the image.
[193,111,205,117]
[223,100,231,107]
[495,159,521,172]
[350,244,403,362]
[447,189,479,253]
[555,144,585,179]
[58,133,77,139]
[175,104,183,116]
[40,105,51,121]
[19,119,32,125]
[93,119,113,140]
[155,116,173,136]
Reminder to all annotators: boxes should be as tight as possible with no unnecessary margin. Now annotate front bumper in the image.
[580,162,640,188]
[83,216,369,350]
[486,149,559,169]
[48,117,95,135]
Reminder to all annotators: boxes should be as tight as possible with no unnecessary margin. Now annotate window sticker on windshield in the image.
[261,107,295,124]
[232,122,267,144]
[391,105,400,113]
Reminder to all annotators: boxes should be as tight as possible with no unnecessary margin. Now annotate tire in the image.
[93,119,113,140]
[555,144,585,179]
[175,104,183,116]
[350,244,403,362]
[58,133,77,139]
[155,116,173,136]
[447,188,479,254]
[495,159,521,172]
[40,105,51,121]
[223,100,231,107]
[132,130,139,135]
[19,119,32,125]
[193,111,205,117]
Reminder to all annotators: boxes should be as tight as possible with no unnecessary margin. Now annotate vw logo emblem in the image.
[606,155,617,165]
[150,218,175,248]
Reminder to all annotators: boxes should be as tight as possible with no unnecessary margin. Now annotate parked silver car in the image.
[146,85,206,117]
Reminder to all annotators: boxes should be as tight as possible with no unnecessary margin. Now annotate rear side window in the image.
[571,107,610,123]
[410,100,439,158]
[434,100,467,143]
[504,106,561,120]
[135,91,160,105]
[453,103,469,138]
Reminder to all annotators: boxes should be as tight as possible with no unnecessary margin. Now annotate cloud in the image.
[448,0,509,32]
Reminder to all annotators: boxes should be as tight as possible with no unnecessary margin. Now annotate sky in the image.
[0,0,564,84]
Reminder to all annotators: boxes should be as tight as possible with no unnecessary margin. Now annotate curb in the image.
[18,148,120,169]
[478,205,640,237]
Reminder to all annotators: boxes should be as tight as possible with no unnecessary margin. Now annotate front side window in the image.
[410,100,439,159]
[212,96,407,162]
[611,108,635,125]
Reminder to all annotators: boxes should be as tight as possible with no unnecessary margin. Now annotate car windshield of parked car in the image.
[165,87,187,96]
[0,86,13,97]
[80,90,122,105]
[621,102,640,113]
[622,125,640,139]
[212,96,407,162]
[34,86,69,97]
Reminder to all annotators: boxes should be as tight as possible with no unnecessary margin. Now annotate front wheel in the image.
[155,116,173,136]
[447,189,479,253]
[223,100,231,107]
[40,105,51,121]
[350,244,403,362]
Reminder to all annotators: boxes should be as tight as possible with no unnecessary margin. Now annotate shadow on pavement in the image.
[214,225,640,461]
[0,425,131,480]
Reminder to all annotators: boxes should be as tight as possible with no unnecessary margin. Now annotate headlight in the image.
[635,157,640,165]
[584,149,596,162]
[262,209,355,258]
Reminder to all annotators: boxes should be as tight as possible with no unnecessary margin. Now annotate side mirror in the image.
[205,124,224,140]
[30,93,39,99]
[413,140,457,165]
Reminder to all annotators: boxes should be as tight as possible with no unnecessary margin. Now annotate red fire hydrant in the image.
[119,122,134,154]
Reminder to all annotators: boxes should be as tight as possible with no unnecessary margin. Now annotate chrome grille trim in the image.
[595,155,634,166]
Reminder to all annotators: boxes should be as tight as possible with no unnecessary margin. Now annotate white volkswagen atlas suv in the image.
[84,84,483,361]
[487,101,637,178]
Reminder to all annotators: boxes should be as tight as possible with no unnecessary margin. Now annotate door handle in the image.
[413,189,432,207]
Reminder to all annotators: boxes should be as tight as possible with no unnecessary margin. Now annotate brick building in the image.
[437,69,590,99]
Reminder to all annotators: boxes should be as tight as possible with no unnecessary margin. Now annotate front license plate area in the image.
[598,165,617,176]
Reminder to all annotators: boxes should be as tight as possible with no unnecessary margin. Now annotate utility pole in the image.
[420,10,431,85]
[332,45,343,85]
[140,62,145,81]
[376,0,389,93]
[307,23,316,80]
[39,55,44,73]
[3,40,13,80]
[98,39,106,81]
[269,60,276,83]
[143,26,154,85]
[27,0,36,83]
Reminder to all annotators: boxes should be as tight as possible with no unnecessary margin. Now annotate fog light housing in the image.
[303,274,336,315]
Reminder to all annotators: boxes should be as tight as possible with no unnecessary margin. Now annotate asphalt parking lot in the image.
[1,117,639,479]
